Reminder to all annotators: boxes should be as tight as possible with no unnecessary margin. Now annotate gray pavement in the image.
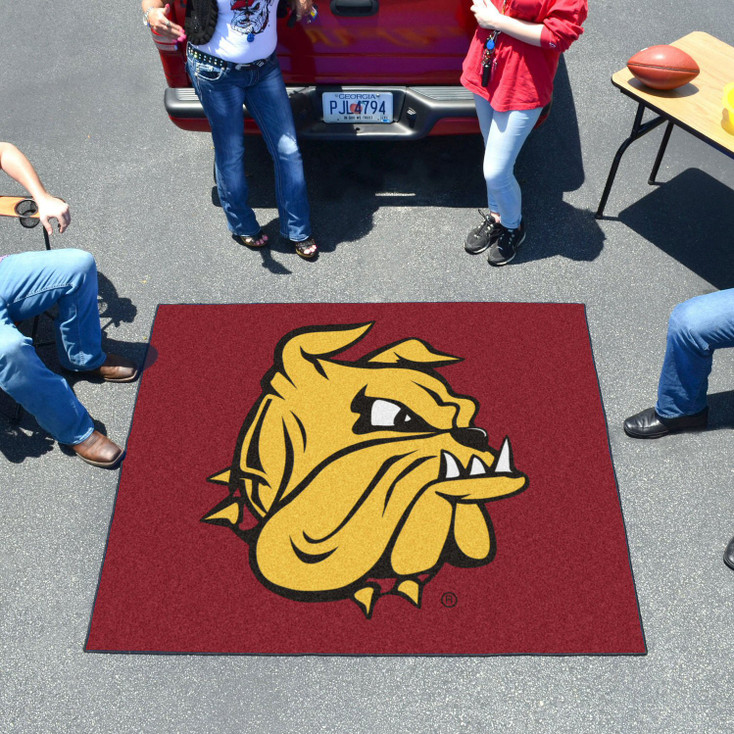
[1,2,734,732]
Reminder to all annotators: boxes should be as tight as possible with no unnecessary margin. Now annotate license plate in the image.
[322,92,393,124]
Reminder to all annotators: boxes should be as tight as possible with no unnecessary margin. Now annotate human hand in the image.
[290,0,314,21]
[36,195,70,235]
[470,0,503,30]
[148,4,186,42]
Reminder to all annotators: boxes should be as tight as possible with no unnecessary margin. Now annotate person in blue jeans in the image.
[622,289,734,571]
[142,0,318,259]
[623,289,734,439]
[0,142,137,468]
[460,0,587,266]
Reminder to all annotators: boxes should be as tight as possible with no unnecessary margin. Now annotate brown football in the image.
[627,45,700,90]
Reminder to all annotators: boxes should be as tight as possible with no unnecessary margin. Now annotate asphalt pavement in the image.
[1,2,733,732]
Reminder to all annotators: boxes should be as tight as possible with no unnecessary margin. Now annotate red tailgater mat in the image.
[86,303,646,655]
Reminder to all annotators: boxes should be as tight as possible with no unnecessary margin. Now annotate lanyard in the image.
[481,0,509,87]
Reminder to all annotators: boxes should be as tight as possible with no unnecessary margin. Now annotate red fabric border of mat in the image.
[86,303,645,655]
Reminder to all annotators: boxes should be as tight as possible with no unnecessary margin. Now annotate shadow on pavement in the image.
[235,132,489,261]
[618,168,734,290]
[517,56,605,264]
[707,390,734,430]
[0,418,55,463]
[98,271,137,331]
[209,56,603,267]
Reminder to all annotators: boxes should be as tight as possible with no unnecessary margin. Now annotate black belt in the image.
[187,45,269,70]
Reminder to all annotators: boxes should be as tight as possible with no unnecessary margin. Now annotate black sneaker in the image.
[487,219,526,266]
[465,210,501,254]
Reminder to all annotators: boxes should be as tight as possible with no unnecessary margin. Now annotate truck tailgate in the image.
[277,1,475,85]
[162,0,481,138]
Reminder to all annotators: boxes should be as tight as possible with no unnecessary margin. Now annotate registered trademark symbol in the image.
[441,592,458,608]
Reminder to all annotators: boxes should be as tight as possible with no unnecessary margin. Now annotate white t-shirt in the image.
[192,0,279,64]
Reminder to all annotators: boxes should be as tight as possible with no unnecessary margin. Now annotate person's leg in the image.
[187,56,261,237]
[0,297,94,445]
[656,289,734,418]
[244,55,311,243]
[481,106,542,229]
[473,94,500,218]
[0,249,105,372]
[465,95,502,254]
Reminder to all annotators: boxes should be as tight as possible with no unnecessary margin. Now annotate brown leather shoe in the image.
[86,354,138,383]
[71,431,124,468]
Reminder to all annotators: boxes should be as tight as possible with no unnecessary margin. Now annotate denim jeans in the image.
[473,95,542,230]
[0,249,105,444]
[187,50,311,242]
[656,289,734,418]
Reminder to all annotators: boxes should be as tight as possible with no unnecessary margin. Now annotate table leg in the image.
[595,103,667,219]
[648,121,674,185]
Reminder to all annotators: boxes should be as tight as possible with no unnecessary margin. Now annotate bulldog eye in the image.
[370,399,402,427]
[370,399,430,431]
[352,392,434,434]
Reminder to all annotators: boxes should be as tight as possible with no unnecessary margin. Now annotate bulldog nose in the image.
[450,428,489,451]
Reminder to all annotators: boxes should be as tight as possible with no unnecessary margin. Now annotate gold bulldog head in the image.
[204,323,528,617]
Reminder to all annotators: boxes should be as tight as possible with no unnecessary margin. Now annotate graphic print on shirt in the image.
[230,0,271,37]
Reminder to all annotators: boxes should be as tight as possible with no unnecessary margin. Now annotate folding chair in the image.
[0,196,52,423]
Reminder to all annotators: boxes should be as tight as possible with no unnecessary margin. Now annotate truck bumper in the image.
[164,85,480,140]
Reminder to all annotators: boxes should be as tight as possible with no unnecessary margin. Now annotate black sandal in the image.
[289,236,318,260]
[235,229,269,249]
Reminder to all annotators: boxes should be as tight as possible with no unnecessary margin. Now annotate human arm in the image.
[470,0,543,46]
[141,1,186,42]
[0,142,70,235]
[470,0,586,52]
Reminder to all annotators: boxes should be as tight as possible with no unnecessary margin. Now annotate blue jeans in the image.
[656,289,734,418]
[474,96,542,230]
[187,50,311,241]
[0,249,105,444]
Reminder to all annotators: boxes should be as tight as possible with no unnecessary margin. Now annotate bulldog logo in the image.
[203,323,528,618]
[230,0,270,36]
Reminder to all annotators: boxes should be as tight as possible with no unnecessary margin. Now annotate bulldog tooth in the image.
[441,451,462,480]
[468,456,488,476]
[494,437,514,474]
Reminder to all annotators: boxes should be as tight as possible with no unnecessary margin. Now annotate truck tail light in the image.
[150,29,189,88]
[151,29,179,55]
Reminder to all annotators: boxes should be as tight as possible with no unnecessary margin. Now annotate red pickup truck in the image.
[153,0,486,140]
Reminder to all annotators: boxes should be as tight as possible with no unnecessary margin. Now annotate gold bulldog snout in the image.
[204,323,528,618]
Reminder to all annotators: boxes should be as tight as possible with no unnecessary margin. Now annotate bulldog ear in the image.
[277,322,374,385]
[365,338,462,366]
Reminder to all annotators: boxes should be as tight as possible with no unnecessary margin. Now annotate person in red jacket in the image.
[461,0,587,266]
